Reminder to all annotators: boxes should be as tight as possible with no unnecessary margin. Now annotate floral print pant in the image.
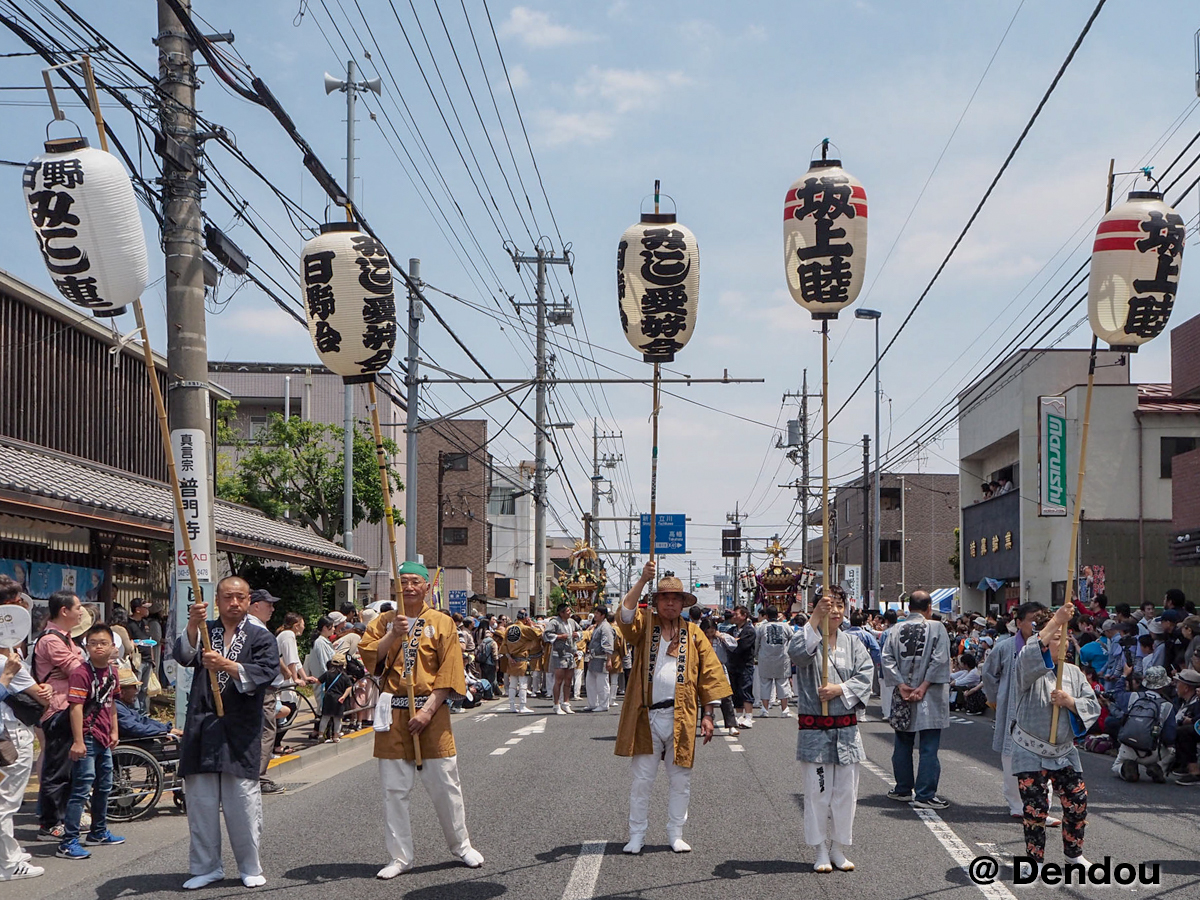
[1015,768,1087,861]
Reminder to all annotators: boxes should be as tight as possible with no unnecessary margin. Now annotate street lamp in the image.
[855,307,881,610]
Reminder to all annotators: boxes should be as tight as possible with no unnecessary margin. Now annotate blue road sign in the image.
[448,589,469,615]
[640,514,686,554]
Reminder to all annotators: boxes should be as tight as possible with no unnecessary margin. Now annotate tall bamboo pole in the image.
[1050,159,1113,742]
[367,383,420,769]
[821,319,831,715]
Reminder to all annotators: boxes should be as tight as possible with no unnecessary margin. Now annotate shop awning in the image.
[0,437,366,574]
[931,587,958,614]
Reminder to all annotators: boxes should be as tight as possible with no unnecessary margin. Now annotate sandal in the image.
[277,745,296,755]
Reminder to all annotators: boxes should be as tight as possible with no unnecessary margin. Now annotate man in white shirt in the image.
[247,589,286,795]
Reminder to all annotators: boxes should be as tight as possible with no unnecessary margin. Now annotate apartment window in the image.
[442,527,468,546]
[880,488,902,511]
[443,452,469,471]
[879,540,902,563]
[1161,436,1198,478]
[488,488,516,516]
[249,415,268,438]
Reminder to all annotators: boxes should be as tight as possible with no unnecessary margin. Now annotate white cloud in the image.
[575,66,691,115]
[499,7,592,49]
[506,63,531,91]
[534,109,615,147]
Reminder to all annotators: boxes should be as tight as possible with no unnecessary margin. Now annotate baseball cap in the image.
[248,588,280,606]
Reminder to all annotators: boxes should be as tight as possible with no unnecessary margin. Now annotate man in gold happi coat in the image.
[500,609,541,713]
[359,561,484,879]
[615,561,731,854]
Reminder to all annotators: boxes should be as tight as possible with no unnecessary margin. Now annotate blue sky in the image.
[2,2,1198,597]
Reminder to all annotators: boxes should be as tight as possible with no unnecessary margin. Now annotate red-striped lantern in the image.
[1088,190,1186,351]
[783,159,868,319]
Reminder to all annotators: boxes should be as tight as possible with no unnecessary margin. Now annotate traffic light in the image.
[693,582,710,589]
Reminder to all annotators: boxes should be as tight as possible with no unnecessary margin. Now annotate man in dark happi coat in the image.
[173,576,279,890]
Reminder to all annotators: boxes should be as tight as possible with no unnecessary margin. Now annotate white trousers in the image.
[573,667,584,699]
[609,674,620,707]
[529,671,544,696]
[758,676,792,707]
[0,728,34,868]
[585,670,611,710]
[507,674,529,709]
[628,709,691,840]
[184,773,262,878]
[800,761,859,846]
[380,756,473,866]
[1001,752,1022,815]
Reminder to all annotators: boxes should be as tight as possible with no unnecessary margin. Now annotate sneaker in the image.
[260,780,286,795]
[886,789,914,802]
[739,716,753,729]
[2,861,44,880]
[1146,763,1166,784]
[756,707,769,718]
[562,703,575,715]
[1120,761,1140,782]
[36,825,65,843]
[913,795,950,810]
[56,839,91,860]
[83,830,126,846]
[728,726,740,736]
[781,708,793,718]
[1175,772,1200,785]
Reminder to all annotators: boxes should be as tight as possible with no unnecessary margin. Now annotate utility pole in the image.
[511,246,572,616]
[862,434,871,607]
[324,59,381,555]
[589,418,622,550]
[404,258,422,561]
[726,502,746,605]
[436,450,445,568]
[783,371,820,568]
[157,0,212,726]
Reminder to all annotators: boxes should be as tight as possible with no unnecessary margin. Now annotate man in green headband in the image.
[360,562,483,878]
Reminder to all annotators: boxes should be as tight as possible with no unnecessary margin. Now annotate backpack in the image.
[475,637,496,668]
[31,628,76,683]
[1117,692,1168,753]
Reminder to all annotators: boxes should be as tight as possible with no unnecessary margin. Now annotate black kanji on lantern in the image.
[790,173,858,305]
[52,275,104,308]
[1123,209,1185,340]
[39,159,85,189]
[1124,295,1175,339]
[639,228,691,286]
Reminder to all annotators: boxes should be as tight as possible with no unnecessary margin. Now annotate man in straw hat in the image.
[173,575,280,889]
[615,561,731,854]
[787,586,874,874]
[359,561,484,879]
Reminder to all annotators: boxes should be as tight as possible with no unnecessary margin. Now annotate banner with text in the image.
[171,428,214,583]
[1039,396,1067,517]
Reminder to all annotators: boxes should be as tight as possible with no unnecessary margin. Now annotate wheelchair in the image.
[107,735,185,822]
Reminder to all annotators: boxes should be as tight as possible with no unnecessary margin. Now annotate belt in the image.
[508,655,535,663]
[648,699,675,710]
[796,713,857,730]
[390,695,430,710]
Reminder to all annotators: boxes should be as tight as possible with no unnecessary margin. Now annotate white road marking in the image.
[723,736,737,742]
[474,713,497,722]
[561,841,606,900]
[505,738,523,745]
[860,759,1017,900]
[949,716,975,725]
[976,841,1012,861]
[730,745,745,752]
[490,747,509,756]
[512,716,548,736]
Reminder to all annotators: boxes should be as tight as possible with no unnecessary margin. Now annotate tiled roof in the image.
[0,437,366,573]
[1137,383,1200,414]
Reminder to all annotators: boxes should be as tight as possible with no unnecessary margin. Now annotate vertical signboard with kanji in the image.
[171,428,214,582]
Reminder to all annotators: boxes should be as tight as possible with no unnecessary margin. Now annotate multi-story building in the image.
[958,347,1200,616]
[811,472,959,607]
[209,362,404,602]
[414,419,489,598]
[487,460,534,610]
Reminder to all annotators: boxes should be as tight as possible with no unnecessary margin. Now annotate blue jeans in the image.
[63,736,112,843]
[892,728,942,801]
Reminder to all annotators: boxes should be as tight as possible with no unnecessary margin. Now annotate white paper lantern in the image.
[1088,190,1186,351]
[783,159,868,319]
[300,222,396,382]
[617,213,700,362]
[23,136,148,317]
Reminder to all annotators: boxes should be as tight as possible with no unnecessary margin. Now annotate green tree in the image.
[217,407,402,605]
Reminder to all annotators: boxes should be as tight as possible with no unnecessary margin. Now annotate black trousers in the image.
[1176,724,1198,768]
[38,710,74,829]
